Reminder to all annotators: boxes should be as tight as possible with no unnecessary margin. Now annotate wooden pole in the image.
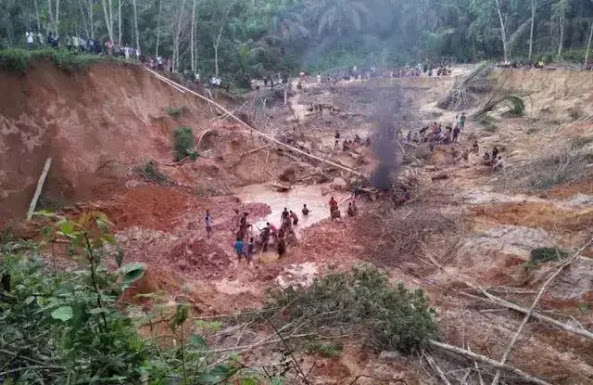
[27,158,52,221]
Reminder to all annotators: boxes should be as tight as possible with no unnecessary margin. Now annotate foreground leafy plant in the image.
[264,266,438,354]
[0,213,260,385]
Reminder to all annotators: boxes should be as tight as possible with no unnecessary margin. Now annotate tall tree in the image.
[101,0,114,42]
[173,0,187,72]
[33,0,41,33]
[585,19,593,66]
[553,0,571,59]
[117,0,122,44]
[528,0,536,62]
[132,0,139,49]
[47,0,61,36]
[190,0,198,73]
[155,0,162,56]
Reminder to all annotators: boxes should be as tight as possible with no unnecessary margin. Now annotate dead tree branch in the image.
[490,238,593,385]
[429,340,553,385]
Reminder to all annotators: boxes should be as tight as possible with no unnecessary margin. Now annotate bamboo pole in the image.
[27,158,52,221]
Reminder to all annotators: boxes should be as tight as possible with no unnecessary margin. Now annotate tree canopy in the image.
[2,0,593,78]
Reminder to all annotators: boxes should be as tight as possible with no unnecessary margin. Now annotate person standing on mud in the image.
[302,204,310,216]
[239,213,251,240]
[205,210,213,238]
[277,236,286,258]
[281,208,289,222]
[289,210,299,226]
[452,125,460,142]
[246,238,254,264]
[234,238,244,262]
[460,112,467,130]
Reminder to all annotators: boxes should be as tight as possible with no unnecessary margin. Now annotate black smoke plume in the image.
[370,94,404,191]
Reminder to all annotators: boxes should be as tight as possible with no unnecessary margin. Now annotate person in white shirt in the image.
[26,31,34,49]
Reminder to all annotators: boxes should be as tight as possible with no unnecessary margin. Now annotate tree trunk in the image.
[132,0,139,50]
[173,0,187,72]
[117,0,122,44]
[585,21,593,67]
[47,0,55,35]
[528,0,535,62]
[155,0,162,56]
[557,16,565,59]
[494,0,508,62]
[34,0,41,33]
[101,0,114,42]
[190,0,197,73]
[89,0,95,40]
[55,0,61,36]
[78,0,91,38]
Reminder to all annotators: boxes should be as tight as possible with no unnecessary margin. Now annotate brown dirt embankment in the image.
[0,61,210,224]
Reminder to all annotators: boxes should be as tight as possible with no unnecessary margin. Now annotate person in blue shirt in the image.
[234,238,244,262]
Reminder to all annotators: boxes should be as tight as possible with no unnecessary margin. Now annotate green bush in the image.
[476,115,497,132]
[264,266,438,354]
[136,160,168,184]
[305,341,343,358]
[173,126,197,161]
[166,106,185,120]
[530,247,568,263]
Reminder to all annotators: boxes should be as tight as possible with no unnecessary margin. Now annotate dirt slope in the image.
[0,61,216,222]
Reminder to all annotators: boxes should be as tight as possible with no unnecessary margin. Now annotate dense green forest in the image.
[2,0,593,77]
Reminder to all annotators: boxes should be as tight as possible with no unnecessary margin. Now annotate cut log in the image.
[27,158,52,221]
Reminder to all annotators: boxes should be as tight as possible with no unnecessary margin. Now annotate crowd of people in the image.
[25,29,142,58]
[406,112,467,149]
[24,29,143,59]
[334,132,372,152]
[404,112,506,172]
[202,192,362,265]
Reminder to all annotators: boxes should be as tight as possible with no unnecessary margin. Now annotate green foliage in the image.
[530,247,569,263]
[304,341,343,357]
[264,266,438,353]
[0,212,147,385]
[0,48,119,73]
[173,127,198,161]
[475,95,525,119]
[524,247,569,271]
[166,106,185,120]
[476,115,498,133]
[0,213,256,385]
[136,160,168,184]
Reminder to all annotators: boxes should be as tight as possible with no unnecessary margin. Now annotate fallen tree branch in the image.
[461,288,593,341]
[490,238,593,385]
[211,333,315,354]
[423,351,452,385]
[429,340,553,385]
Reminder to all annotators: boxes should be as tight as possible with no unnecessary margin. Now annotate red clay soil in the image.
[0,60,212,224]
